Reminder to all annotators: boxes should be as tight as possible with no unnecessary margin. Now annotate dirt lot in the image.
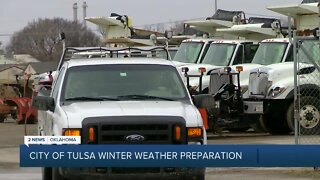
[1,119,320,180]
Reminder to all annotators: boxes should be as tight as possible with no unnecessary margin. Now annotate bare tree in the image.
[6,18,101,62]
[170,22,185,35]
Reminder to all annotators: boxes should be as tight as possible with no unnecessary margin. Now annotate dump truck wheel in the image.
[250,115,268,133]
[42,167,52,180]
[298,96,320,135]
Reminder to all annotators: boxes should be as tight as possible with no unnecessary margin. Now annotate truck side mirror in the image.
[38,88,52,97]
[32,96,55,112]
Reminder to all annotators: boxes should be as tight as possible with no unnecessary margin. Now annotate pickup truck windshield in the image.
[202,43,236,66]
[251,42,288,65]
[61,64,188,102]
[173,42,204,63]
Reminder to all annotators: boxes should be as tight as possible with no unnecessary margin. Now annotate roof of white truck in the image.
[267,3,318,17]
[65,58,176,68]
[260,38,290,43]
[211,39,259,44]
[182,38,216,43]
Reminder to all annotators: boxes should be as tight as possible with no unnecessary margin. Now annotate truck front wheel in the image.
[42,167,52,180]
[250,115,268,133]
[52,168,68,180]
[287,96,320,135]
[184,172,205,180]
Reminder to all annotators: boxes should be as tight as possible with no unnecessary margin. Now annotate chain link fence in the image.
[295,36,320,144]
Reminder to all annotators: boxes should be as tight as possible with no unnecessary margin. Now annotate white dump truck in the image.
[182,16,284,94]
[191,1,320,133]
[245,37,320,134]
[242,1,320,134]
[172,9,246,67]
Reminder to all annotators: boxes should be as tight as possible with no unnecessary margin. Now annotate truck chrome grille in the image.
[248,72,270,98]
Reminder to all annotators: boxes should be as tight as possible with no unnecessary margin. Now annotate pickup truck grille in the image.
[248,71,271,98]
[82,116,186,144]
[101,124,169,144]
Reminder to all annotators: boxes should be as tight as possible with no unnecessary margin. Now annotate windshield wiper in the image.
[65,96,119,101]
[118,94,175,101]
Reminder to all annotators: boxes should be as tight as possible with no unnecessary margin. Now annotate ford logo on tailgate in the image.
[125,134,145,142]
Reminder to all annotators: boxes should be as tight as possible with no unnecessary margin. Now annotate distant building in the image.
[0,64,25,84]
[24,61,58,76]
[0,54,40,65]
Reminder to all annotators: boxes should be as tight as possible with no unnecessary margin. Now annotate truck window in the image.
[202,43,236,66]
[251,42,288,65]
[61,64,189,102]
[245,44,259,63]
[173,42,204,63]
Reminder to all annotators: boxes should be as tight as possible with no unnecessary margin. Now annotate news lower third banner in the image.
[20,144,320,167]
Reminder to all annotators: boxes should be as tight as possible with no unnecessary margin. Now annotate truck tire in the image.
[184,172,205,180]
[42,167,52,180]
[195,172,205,180]
[289,96,320,135]
[261,113,291,135]
[286,100,295,132]
[52,168,68,180]
[250,115,268,133]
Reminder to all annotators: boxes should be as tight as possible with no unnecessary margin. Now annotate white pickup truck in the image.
[33,57,206,180]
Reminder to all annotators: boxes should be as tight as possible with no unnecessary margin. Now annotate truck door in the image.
[44,67,66,136]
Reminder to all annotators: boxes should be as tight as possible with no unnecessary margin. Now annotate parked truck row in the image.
[26,1,320,180]
[186,2,320,135]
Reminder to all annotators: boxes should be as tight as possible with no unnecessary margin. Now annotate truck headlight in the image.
[187,127,203,144]
[187,127,203,139]
[268,85,286,97]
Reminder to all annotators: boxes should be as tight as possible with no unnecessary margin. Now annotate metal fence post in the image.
[293,31,299,144]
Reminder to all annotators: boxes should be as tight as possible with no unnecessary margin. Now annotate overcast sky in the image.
[0,0,302,45]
